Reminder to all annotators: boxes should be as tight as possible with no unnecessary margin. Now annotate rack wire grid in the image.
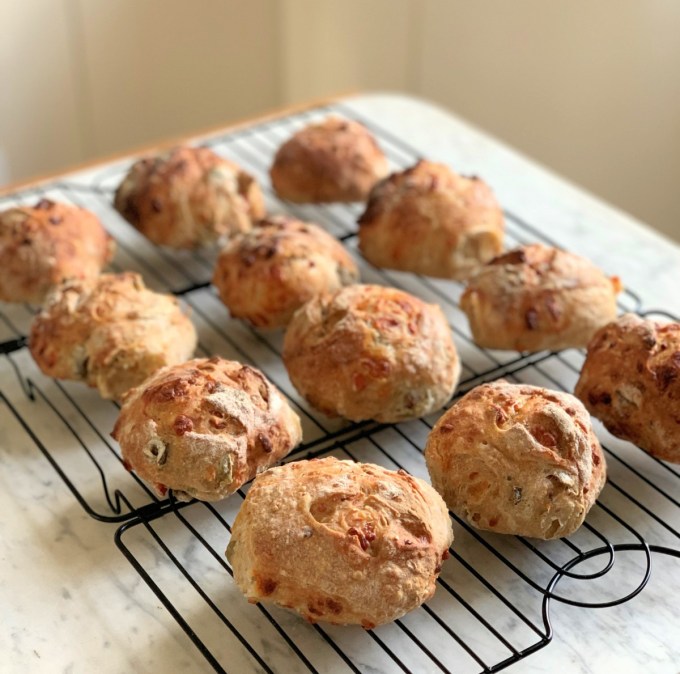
[1,101,679,674]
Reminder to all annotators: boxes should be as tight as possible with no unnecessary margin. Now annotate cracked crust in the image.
[460,244,622,352]
[114,146,265,248]
[269,117,388,203]
[111,357,302,501]
[213,215,359,329]
[575,313,680,463]
[358,160,504,279]
[226,457,453,627]
[0,199,114,304]
[425,381,606,539]
[282,284,461,423]
[29,272,197,400]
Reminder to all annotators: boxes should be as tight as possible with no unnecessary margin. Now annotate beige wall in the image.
[2,1,679,242]
[0,0,281,181]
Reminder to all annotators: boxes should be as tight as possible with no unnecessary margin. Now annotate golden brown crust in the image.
[212,215,359,329]
[226,457,453,627]
[111,358,302,501]
[425,381,606,539]
[283,284,461,423]
[114,146,265,249]
[0,199,114,304]
[29,272,197,401]
[269,117,388,203]
[575,313,680,463]
[460,244,622,352]
[358,160,504,279]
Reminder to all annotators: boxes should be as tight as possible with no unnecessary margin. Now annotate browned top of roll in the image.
[358,160,504,279]
[283,284,461,423]
[0,199,114,304]
[425,380,606,539]
[212,215,359,329]
[575,313,680,463]
[114,146,265,248]
[226,457,453,628]
[29,272,197,400]
[112,357,302,501]
[460,243,622,351]
[270,117,388,203]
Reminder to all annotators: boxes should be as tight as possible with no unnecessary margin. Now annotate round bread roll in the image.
[0,199,114,304]
[114,146,265,248]
[112,358,302,501]
[283,284,461,423]
[226,457,453,628]
[460,244,622,352]
[269,117,388,203]
[425,381,606,539]
[575,313,680,463]
[358,160,504,279]
[212,215,359,329]
[30,272,197,401]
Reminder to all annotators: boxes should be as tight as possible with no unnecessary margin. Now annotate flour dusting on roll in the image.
[227,457,453,628]
[425,381,606,539]
[112,357,302,501]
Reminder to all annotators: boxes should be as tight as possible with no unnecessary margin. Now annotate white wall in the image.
[2,0,679,241]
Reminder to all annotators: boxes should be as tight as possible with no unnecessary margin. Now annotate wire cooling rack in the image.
[1,102,679,673]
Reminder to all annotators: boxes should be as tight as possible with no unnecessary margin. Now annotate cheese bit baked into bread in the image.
[112,357,302,501]
[460,244,622,352]
[226,457,453,628]
[30,272,197,401]
[114,146,265,249]
[575,313,680,463]
[0,199,115,304]
[283,284,461,423]
[358,160,504,280]
[425,381,606,539]
[269,117,388,203]
[212,215,359,329]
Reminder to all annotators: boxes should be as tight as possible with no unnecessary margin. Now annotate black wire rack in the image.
[1,101,679,674]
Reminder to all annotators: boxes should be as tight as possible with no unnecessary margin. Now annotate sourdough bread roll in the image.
[283,284,461,423]
[460,244,622,352]
[114,146,264,248]
[30,272,197,400]
[112,357,302,501]
[227,457,453,628]
[425,381,606,539]
[575,313,680,463]
[213,215,359,329]
[0,199,114,304]
[270,117,388,203]
[358,160,504,279]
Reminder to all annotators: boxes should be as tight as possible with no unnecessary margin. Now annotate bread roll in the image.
[114,146,265,248]
[425,381,606,539]
[575,313,680,463]
[270,117,388,203]
[0,199,114,304]
[460,244,622,352]
[283,284,461,423]
[358,160,504,279]
[112,358,302,501]
[212,215,359,329]
[29,272,197,400]
[226,457,453,628]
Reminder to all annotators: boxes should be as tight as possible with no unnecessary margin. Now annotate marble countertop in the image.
[1,93,679,674]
